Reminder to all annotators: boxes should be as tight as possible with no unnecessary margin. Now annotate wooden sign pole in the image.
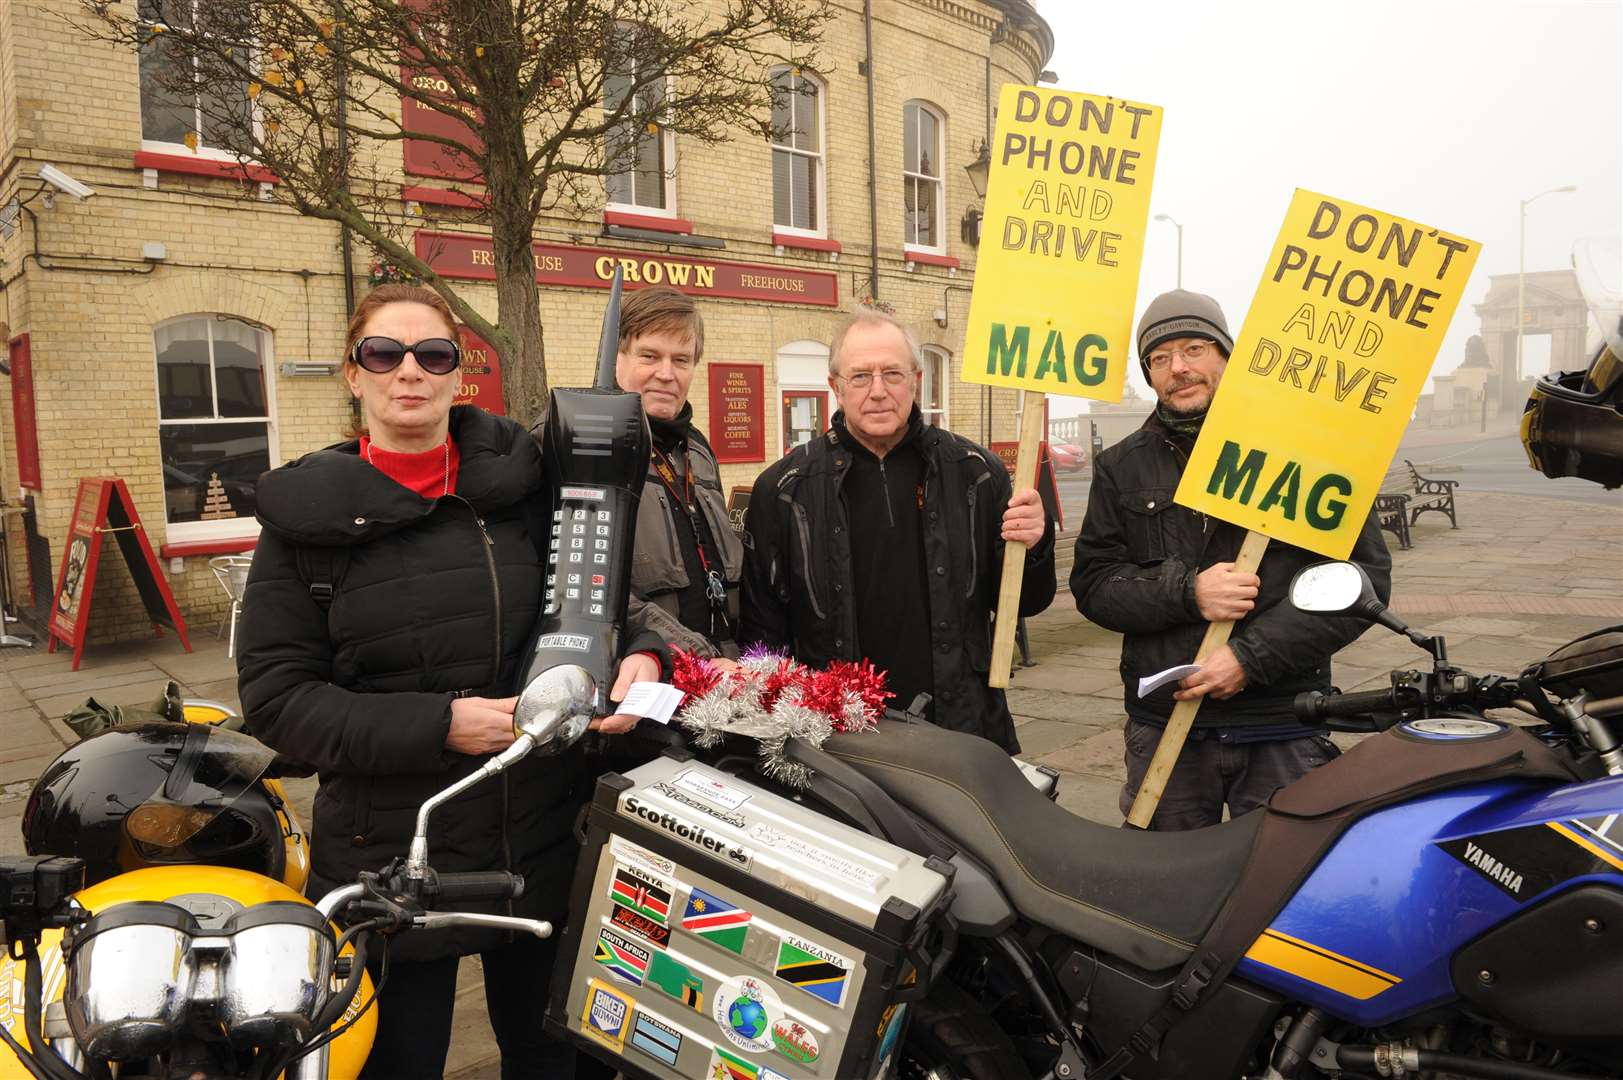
[1125,529,1271,828]
[989,392,1046,689]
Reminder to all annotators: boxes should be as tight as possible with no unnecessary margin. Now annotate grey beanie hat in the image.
[1136,289,1234,375]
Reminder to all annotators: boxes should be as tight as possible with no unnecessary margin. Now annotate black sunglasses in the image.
[351,336,461,375]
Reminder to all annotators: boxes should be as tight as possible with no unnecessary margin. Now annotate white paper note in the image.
[1137,664,1201,698]
[614,681,687,724]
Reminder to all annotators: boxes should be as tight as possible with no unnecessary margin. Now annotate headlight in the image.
[64,898,337,1060]
[64,902,194,1060]
[218,902,335,1044]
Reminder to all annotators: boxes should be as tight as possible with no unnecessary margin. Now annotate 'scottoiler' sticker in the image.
[630,1009,683,1067]
[712,975,782,1055]
[775,932,853,1008]
[580,978,632,1054]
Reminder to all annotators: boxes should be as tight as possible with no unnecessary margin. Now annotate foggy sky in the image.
[1036,0,1622,413]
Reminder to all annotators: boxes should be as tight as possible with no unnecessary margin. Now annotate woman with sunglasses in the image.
[236,285,662,1079]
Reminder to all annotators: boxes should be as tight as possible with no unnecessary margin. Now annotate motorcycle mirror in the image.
[1289,561,1373,614]
[513,664,596,755]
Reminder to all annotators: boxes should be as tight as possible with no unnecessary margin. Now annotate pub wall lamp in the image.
[961,140,992,247]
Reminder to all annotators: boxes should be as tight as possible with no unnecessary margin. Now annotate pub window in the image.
[604,26,675,213]
[138,0,255,158]
[153,315,277,540]
[920,346,949,428]
[903,100,945,252]
[770,67,824,235]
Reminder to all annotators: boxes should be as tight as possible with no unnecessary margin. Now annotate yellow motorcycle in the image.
[0,681,573,1080]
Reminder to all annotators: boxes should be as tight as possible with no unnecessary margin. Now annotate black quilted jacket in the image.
[237,406,653,960]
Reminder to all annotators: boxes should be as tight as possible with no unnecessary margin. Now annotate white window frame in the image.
[604,28,677,217]
[903,100,946,255]
[920,345,950,429]
[152,314,278,543]
[137,0,261,162]
[776,340,834,452]
[769,67,827,239]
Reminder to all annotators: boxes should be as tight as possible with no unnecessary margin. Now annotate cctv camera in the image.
[37,164,95,201]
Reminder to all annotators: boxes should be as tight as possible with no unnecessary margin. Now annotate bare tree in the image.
[82,0,828,421]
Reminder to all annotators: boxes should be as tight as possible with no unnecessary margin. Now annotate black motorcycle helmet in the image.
[22,722,286,887]
[1522,237,1623,489]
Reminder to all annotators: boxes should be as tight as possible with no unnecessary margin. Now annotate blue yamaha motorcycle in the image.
[783,560,1623,1080]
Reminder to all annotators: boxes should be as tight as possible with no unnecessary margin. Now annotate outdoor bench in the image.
[1401,459,1460,530]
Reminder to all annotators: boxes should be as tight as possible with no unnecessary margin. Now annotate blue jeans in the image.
[1120,719,1339,830]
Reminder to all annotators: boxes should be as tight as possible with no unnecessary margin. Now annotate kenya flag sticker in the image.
[608,863,671,925]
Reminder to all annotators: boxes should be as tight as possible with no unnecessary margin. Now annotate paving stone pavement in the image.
[1,488,1618,1077]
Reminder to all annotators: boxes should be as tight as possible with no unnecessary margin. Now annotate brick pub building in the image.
[0,0,1054,644]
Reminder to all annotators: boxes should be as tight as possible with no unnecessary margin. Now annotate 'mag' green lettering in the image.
[1306,473,1352,531]
[1205,440,1267,503]
[987,323,1030,378]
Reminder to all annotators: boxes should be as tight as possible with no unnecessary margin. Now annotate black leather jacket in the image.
[1070,412,1392,728]
[739,410,1055,751]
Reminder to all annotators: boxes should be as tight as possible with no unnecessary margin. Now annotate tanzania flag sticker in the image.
[630,1010,683,1067]
[609,864,672,924]
[593,927,650,987]
[681,886,751,955]
[646,950,705,1012]
[775,933,853,1008]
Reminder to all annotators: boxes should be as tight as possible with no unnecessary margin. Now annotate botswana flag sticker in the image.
[681,886,751,954]
[609,864,671,924]
[593,927,650,987]
[774,933,853,1008]
[629,1010,683,1067]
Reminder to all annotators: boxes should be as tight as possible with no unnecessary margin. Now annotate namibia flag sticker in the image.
[681,886,751,955]
[609,864,671,925]
[774,933,853,1008]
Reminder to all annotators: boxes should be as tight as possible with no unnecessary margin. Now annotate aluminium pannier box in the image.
[546,752,954,1080]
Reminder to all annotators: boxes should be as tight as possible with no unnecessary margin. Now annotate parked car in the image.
[1048,440,1087,472]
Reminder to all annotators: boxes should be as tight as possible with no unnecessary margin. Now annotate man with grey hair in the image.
[738,310,1055,751]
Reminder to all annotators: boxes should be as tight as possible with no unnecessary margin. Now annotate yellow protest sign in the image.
[962,85,1162,400]
[1174,189,1480,559]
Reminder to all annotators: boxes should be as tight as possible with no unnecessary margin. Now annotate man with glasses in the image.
[1071,290,1391,830]
[738,311,1054,752]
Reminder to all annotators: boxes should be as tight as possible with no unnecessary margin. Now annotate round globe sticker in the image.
[711,974,782,1054]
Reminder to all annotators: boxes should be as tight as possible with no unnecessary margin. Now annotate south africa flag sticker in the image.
[774,933,853,1008]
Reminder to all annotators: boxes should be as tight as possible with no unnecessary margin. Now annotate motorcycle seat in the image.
[821,720,1262,972]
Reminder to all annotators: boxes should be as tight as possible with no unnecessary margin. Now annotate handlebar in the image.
[423,870,525,906]
[1294,687,1407,728]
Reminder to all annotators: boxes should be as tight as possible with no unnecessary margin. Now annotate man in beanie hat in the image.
[1070,290,1391,830]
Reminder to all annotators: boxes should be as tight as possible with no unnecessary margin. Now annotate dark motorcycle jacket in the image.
[739,408,1056,752]
[1071,411,1392,730]
[237,406,660,961]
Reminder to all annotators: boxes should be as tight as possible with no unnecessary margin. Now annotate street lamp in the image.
[961,141,992,246]
[1153,213,1183,288]
[1516,185,1577,386]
